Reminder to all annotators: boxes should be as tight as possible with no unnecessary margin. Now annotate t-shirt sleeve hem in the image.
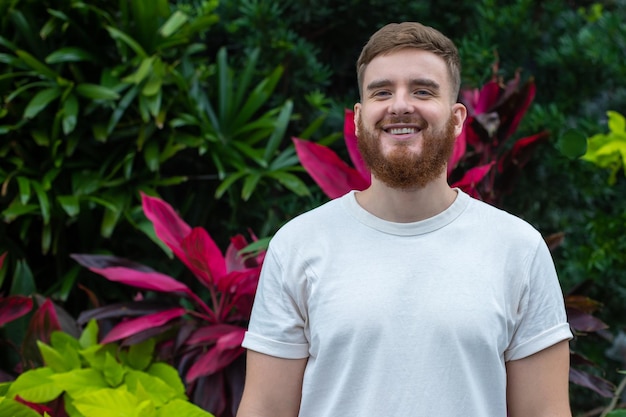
[241,331,309,359]
[505,323,573,361]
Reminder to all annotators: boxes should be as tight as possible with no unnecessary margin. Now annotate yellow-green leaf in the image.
[6,367,61,403]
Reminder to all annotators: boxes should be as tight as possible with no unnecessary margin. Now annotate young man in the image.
[236,22,573,417]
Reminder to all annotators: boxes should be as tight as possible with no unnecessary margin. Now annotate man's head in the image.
[356,22,461,102]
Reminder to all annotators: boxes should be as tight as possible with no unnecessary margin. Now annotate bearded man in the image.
[236,22,573,417]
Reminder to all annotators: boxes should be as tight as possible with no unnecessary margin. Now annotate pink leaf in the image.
[87,266,193,295]
[497,131,549,173]
[141,192,191,252]
[448,126,467,175]
[451,162,494,189]
[26,298,61,345]
[180,227,227,288]
[101,307,186,344]
[474,79,501,114]
[344,109,370,180]
[186,324,246,345]
[502,79,536,140]
[293,137,369,199]
[0,295,33,327]
[185,328,246,381]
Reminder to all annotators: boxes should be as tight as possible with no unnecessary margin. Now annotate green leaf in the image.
[62,94,79,135]
[241,172,261,201]
[15,50,58,79]
[102,352,125,387]
[266,171,310,196]
[73,387,140,417]
[37,339,80,372]
[45,47,97,64]
[159,10,189,38]
[147,363,186,397]
[9,260,36,296]
[75,83,120,100]
[30,180,50,224]
[16,176,31,204]
[156,399,214,417]
[105,26,148,59]
[556,129,587,159]
[123,56,155,85]
[125,370,182,406]
[263,100,293,162]
[1,199,39,222]
[215,171,246,199]
[57,195,80,217]
[23,87,61,119]
[6,367,62,403]
[126,338,155,371]
[51,369,107,397]
[606,411,626,417]
[0,397,43,417]
[78,319,100,349]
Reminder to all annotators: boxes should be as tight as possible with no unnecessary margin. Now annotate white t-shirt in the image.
[242,190,572,417]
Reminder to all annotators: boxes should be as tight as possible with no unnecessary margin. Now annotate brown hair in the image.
[356,22,461,101]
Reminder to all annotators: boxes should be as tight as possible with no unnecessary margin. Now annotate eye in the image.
[372,90,392,98]
[414,89,432,97]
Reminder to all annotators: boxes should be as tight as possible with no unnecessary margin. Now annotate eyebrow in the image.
[366,78,441,92]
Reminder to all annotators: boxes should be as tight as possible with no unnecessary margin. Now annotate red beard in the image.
[357,114,457,189]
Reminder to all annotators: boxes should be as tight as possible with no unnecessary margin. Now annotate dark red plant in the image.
[72,192,265,417]
[293,71,547,206]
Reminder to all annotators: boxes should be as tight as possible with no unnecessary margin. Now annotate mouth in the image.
[383,125,422,135]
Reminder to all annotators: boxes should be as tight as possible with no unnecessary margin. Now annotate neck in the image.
[355,175,457,223]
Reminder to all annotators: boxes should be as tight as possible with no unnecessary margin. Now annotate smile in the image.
[386,127,420,134]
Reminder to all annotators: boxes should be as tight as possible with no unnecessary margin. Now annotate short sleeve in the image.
[505,238,573,361]
[241,242,310,359]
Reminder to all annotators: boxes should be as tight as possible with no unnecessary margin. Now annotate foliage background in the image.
[1,0,626,415]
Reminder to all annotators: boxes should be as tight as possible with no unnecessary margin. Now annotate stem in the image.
[600,373,626,417]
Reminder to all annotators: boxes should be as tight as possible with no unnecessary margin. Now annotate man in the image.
[236,22,573,417]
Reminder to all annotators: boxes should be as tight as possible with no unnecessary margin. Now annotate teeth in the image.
[389,127,417,134]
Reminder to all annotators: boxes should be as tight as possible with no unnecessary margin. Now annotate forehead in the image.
[362,49,452,93]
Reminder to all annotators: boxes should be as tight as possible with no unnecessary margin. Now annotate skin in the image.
[236,48,572,417]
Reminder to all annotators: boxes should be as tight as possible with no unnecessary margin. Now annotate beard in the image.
[357,114,457,190]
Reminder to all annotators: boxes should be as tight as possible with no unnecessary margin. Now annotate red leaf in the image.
[186,324,246,345]
[141,193,191,251]
[293,137,369,199]
[500,78,536,141]
[87,266,193,295]
[448,126,467,174]
[343,109,370,180]
[497,131,549,173]
[451,162,494,191]
[475,80,501,114]
[180,227,226,288]
[15,395,55,415]
[185,329,245,381]
[0,295,33,327]
[101,307,186,344]
[26,298,61,345]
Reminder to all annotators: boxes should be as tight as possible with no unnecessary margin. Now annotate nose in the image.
[389,90,415,115]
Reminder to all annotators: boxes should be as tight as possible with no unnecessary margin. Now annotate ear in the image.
[451,103,467,137]
[353,103,362,137]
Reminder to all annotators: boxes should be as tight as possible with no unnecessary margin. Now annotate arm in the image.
[506,340,572,417]
[236,349,308,417]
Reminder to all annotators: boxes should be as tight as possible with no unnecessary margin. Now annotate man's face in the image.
[353,48,466,190]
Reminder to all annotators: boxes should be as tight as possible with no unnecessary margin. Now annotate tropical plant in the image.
[71,192,265,417]
[0,319,213,417]
[581,110,626,185]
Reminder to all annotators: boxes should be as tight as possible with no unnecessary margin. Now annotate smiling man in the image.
[236,22,573,417]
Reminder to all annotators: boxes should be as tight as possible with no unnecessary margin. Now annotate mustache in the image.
[375,115,427,128]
